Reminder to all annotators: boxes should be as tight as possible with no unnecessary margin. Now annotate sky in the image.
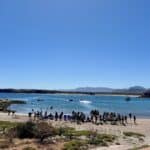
[0,0,150,89]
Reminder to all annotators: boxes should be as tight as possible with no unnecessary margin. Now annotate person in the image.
[8,110,11,116]
[37,111,40,118]
[48,113,53,120]
[86,117,90,122]
[44,111,48,118]
[55,112,58,121]
[39,110,42,118]
[125,116,128,124]
[12,111,15,117]
[117,114,121,124]
[28,112,32,118]
[34,112,36,120]
[129,113,132,120]
[133,115,136,124]
[59,112,63,120]
[64,114,67,121]
[121,116,126,126]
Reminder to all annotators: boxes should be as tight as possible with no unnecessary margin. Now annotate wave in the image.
[80,100,92,104]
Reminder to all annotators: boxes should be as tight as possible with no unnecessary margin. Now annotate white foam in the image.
[80,100,92,104]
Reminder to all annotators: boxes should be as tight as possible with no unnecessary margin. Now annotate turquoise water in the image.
[0,93,150,118]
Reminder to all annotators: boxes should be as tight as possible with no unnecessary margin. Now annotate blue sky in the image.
[0,0,150,89]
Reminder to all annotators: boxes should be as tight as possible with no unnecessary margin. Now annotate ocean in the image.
[0,93,150,118]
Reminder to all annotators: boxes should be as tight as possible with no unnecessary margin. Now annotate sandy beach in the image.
[0,112,150,150]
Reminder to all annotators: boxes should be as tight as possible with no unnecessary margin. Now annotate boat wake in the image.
[80,100,92,104]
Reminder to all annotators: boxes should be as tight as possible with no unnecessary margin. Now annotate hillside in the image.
[0,86,147,95]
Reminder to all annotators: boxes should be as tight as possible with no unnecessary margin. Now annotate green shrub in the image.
[71,130,93,137]
[63,140,87,150]
[88,133,116,146]
[7,121,57,142]
[57,127,75,140]
[57,127,93,138]
[0,121,20,130]
[15,121,37,139]
[57,127,75,136]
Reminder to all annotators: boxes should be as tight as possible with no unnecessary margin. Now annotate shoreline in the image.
[0,91,141,96]
[1,111,150,120]
[0,111,150,128]
[3,111,150,119]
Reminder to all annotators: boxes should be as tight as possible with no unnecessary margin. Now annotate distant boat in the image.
[69,99,73,102]
[125,97,131,102]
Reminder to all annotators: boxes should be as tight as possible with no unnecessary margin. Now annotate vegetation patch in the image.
[123,132,145,138]
[14,121,37,139]
[57,127,75,136]
[88,133,116,146]
[57,127,93,138]
[63,140,87,150]
[22,146,36,150]
[0,121,22,136]
[63,132,116,150]
[71,130,93,137]
[0,121,20,129]
[1,121,116,149]
[36,122,57,142]
[129,144,150,150]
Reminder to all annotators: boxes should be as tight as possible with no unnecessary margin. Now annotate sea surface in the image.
[0,93,150,118]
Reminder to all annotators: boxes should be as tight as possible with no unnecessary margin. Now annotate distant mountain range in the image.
[0,86,148,95]
[74,87,113,93]
[73,86,147,94]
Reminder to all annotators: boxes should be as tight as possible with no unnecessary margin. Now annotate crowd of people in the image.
[28,109,137,126]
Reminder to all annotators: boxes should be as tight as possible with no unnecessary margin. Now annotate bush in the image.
[15,121,37,139]
[36,122,57,142]
[63,140,87,150]
[7,121,57,142]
